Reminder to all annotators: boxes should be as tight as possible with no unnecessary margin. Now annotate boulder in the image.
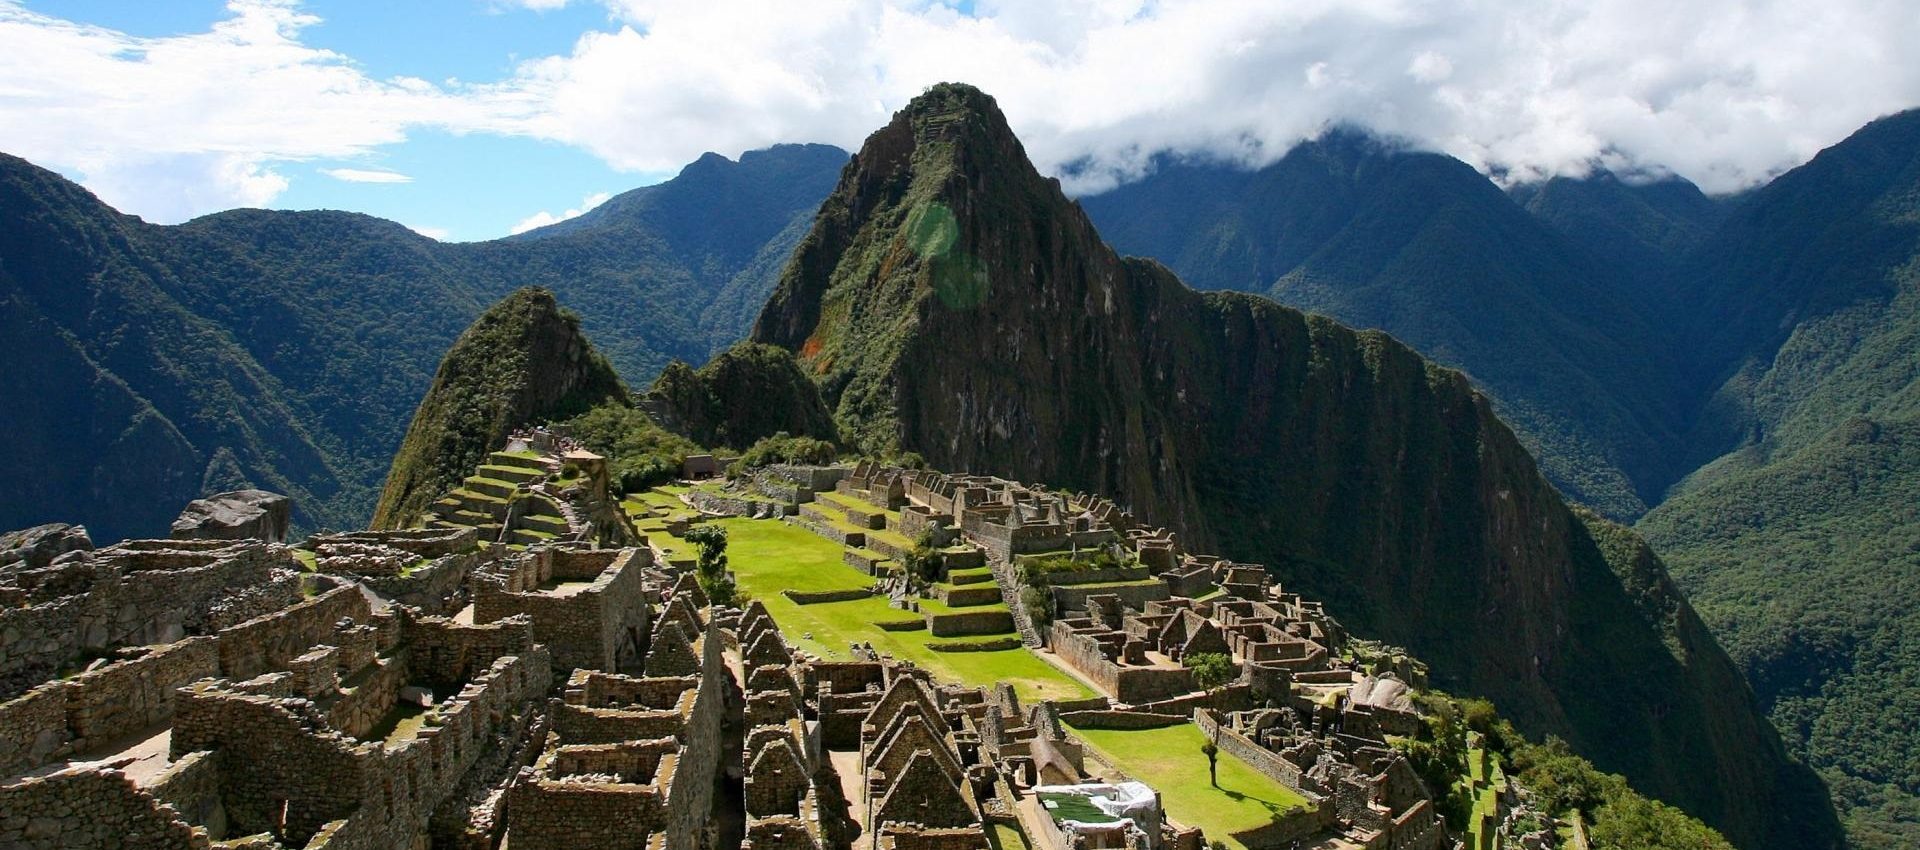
[0,523,95,571]
[170,490,292,543]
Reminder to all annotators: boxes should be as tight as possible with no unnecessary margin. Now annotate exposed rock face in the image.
[0,523,94,570]
[372,287,628,529]
[170,490,291,543]
[750,83,1839,849]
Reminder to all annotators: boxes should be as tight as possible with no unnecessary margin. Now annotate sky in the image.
[2,0,1918,242]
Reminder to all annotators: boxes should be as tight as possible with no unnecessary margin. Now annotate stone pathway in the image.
[828,749,871,850]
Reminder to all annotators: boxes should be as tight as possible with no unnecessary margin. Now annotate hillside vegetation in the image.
[0,145,845,540]
[1082,107,1920,847]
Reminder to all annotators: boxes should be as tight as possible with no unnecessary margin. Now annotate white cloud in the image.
[509,190,612,234]
[483,0,1920,194]
[2,0,1919,224]
[408,224,452,240]
[322,167,413,183]
[0,0,530,220]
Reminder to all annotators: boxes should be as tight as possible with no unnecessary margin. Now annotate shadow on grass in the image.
[1219,786,1299,818]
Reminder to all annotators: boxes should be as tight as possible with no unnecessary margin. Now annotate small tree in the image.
[1185,652,1235,693]
[1201,725,1221,787]
[902,531,941,583]
[685,524,737,608]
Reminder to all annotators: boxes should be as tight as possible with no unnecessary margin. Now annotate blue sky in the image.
[22,1,672,240]
[3,0,1917,242]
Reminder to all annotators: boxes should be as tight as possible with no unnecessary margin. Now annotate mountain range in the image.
[0,143,844,542]
[1080,109,1920,847]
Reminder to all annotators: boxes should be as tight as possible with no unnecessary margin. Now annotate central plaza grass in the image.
[1066,722,1311,850]
[714,517,1092,703]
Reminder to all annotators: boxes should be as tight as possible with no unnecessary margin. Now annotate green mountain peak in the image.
[371,286,627,529]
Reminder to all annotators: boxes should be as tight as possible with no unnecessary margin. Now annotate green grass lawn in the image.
[717,518,1092,703]
[1460,747,1504,850]
[988,822,1032,850]
[1067,723,1311,849]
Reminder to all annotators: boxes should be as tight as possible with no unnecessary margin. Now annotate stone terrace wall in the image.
[0,767,208,850]
[216,581,370,681]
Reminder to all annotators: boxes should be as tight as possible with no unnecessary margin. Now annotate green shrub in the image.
[1019,549,1127,586]
[902,531,941,583]
[561,404,700,494]
[1020,585,1053,628]
[729,431,838,474]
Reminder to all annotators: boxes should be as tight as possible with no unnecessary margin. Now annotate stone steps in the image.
[464,477,518,500]
[517,514,570,536]
[487,451,550,472]
[476,463,544,484]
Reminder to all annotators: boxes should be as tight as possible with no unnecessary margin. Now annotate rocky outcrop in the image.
[0,523,94,570]
[750,83,1839,849]
[170,490,292,543]
[372,288,629,529]
[647,341,838,450]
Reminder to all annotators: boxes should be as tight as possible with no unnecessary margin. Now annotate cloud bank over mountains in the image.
[3,0,1917,223]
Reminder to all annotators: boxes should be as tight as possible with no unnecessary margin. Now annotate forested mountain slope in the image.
[0,144,845,539]
[1079,136,1689,518]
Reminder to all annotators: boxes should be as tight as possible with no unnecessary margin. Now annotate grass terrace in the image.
[1067,722,1312,850]
[713,517,1092,703]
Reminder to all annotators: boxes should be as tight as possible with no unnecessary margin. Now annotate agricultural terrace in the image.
[708,517,1094,703]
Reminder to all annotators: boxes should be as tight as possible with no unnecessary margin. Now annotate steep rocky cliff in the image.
[753,83,1839,849]
[372,287,627,529]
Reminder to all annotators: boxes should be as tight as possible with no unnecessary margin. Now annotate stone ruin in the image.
[0,460,1530,850]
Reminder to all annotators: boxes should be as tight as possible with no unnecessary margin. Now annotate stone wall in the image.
[926,609,1014,637]
[1047,580,1169,614]
[308,528,477,559]
[215,582,370,681]
[65,637,220,750]
[1192,709,1322,803]
[473,550,649,674]
[408,615,535,689]
[361,551,481,616]
[0,683,69,778]
[0,767,208,850]
[0,542,293,700]
[1048,621,1197,705]
[145,750,227,840]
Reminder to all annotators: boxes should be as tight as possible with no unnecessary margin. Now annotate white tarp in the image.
[1033,781,1160,823]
